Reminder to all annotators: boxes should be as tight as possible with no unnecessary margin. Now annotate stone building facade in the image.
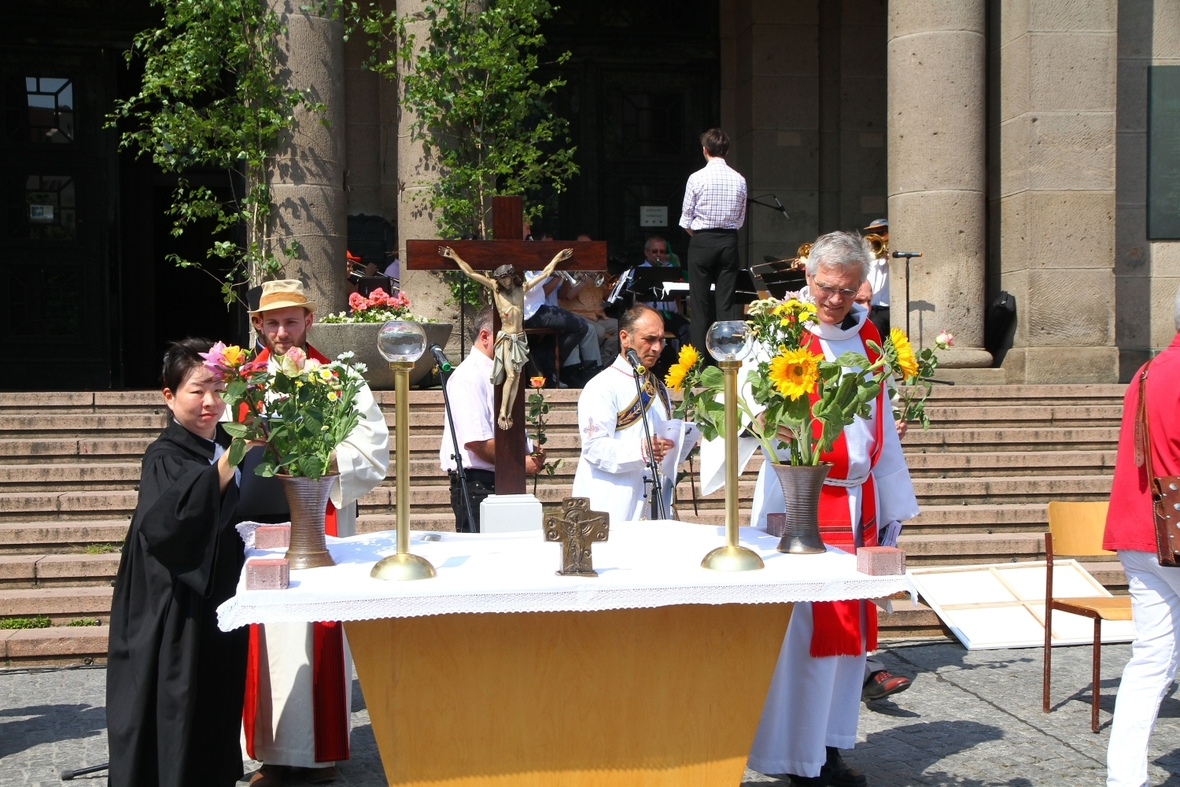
[3,0,1178,387]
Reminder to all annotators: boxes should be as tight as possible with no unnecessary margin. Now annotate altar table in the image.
[219,520,913,787]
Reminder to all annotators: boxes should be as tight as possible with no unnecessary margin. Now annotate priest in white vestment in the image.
[573,305,699,523]
[236,281,390,786]
[701,233,918,786]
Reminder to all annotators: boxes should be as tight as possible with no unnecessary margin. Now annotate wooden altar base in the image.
[346,602,794,786]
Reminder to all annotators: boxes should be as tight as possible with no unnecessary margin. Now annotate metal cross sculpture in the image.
[544,497,610,578]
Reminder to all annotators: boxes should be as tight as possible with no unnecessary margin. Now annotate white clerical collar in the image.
[807,303,869,342]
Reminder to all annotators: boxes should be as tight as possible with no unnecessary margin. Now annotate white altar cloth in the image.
[217,520,914,631]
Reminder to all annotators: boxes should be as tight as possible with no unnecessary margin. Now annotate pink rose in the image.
[198,341,228,379]
[935,330,955,350]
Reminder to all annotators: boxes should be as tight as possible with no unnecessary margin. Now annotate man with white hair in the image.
[738,231,919,786]
[1104,286,1180,787]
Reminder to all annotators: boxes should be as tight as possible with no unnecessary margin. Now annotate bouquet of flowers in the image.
[882,328,952,429]
[665,344,724,440]
[671,295,899,466]
[318,287,418,324]
[201,342,368,479]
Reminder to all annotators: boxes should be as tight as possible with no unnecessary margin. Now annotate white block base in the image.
[480,494,543,534]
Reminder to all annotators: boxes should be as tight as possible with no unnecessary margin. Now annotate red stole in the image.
[241,344,351,762]
[802,322,885,658]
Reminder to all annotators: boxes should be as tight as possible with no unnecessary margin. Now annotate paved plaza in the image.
[2,640,1178,786]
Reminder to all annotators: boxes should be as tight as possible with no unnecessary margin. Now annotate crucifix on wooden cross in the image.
[404,196,607,496]
[544,497,610,577]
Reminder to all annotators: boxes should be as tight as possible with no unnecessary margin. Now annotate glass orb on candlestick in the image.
[377,320,427,363]
[706,320,753,363]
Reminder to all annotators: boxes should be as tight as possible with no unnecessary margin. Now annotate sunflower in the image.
[678,344,700,370]
[767,348,819,400]
[664,363,688,392]
[890,327,919,380]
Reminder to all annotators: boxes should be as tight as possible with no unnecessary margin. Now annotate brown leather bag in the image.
[1134,362,1180,566]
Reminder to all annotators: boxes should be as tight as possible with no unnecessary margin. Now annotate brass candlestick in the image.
[701,323,764,572]
[372,323,437,582]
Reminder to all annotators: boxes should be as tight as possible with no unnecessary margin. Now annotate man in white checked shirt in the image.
[679,127,747,360]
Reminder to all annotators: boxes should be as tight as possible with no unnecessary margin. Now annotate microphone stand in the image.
[437,362,477,534]
[628,362,667,520]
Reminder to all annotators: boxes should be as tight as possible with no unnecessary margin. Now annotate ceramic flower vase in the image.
[277,473,338,570]
[769,462,830,554]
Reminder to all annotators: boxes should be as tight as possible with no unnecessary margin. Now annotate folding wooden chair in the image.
[1042,500,1132,732]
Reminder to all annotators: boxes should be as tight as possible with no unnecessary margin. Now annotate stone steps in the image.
[0,383,1134,661]
[0,520,131,554]
[0,553,121,587]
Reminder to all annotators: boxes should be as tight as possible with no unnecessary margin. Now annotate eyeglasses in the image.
[812,280,858,299]
[649,248,667,255]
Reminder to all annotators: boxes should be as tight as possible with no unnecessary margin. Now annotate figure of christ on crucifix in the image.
[544,497,610,577]
[439,245,574,430]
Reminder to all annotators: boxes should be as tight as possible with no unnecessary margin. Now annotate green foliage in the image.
[359,0,578,245]
[83,542,122,554]
[0,616,51,630]
[108,0,320,303]
[67,618,103,627]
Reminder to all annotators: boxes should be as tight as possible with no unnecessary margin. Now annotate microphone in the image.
[891,251,923,259]
[625,348,646,375]
[429,344,453,373]
[773,195,790,220]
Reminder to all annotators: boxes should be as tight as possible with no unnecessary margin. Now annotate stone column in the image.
[887,1,991,367]
[396,0,461,331]
[266,0,348,314]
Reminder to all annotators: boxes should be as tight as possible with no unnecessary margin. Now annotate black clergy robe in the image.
[106,420,249,787]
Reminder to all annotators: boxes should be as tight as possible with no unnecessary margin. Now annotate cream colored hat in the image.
[251,279,317,314]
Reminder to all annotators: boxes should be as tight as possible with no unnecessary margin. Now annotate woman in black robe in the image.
[106,338,252,787]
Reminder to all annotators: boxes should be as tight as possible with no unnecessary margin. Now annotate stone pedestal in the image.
[887,1,991,367]
[266,0,348,316]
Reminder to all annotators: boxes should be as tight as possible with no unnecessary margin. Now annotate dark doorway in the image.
[537,0,720,265]
[0,50,117,389]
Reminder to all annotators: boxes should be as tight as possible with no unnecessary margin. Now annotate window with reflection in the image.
[5,77,75,144]
[10,175,77,240]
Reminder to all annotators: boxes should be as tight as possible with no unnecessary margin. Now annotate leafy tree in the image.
[108,0,321,304]
[360,0,579,304]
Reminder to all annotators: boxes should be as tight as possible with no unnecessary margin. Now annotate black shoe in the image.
[786,774,830,787]
[825,747,867,787]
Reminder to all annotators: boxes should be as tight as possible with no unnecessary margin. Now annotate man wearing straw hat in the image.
[238,280,390,786]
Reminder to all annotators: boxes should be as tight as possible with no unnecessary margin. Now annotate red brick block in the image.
[255,525,291,549]
[857,546,905,576]
[246,558,289,590]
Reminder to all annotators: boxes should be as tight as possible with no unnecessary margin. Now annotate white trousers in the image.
[747,602,866,777]
[1108,549,1180,787]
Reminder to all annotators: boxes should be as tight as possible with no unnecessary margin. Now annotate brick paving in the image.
[2,641,1178,786]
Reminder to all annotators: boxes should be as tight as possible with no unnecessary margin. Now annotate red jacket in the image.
[1104,332,1180,552]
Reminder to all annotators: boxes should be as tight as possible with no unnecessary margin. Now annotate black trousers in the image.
[524,305,588,379]
[449,468,495,533]
[687,229,741,359]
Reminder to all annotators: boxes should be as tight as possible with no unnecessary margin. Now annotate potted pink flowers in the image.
[310,288,451,389]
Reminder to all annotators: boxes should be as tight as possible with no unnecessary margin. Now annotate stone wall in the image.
[1116,0,1180,380]
[989,0,1119,383]
[720,0,888,268]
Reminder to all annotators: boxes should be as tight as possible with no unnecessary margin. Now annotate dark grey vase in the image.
[770,462,830,554]
[277,473,338,570]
